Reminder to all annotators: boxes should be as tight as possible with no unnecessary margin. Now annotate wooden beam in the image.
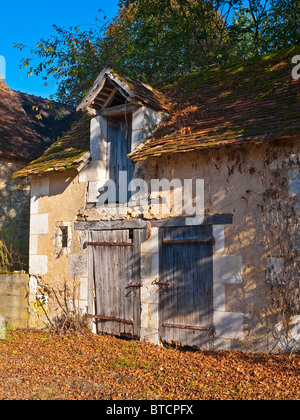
[150,214,233,227]
[75,214,232,232]
[85,314,134,325]
[107,75,132,99]
[77,69,108,114]
[95,92,110,100]
[102,87,118,109]
[163,238,215,245]
[100,103,138,117]
[75,219,149,231]
[87,241,134,247]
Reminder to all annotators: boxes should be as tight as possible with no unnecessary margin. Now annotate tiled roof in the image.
[15,47,300,177]
[0,78,49,161]
[129,46,300,162]
[14,90,79,144]
[13,117,90,178]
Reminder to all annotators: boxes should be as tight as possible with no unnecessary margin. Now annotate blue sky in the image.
[0,0,119,99]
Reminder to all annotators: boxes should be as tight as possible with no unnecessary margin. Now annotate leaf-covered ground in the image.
[0,329,298,400]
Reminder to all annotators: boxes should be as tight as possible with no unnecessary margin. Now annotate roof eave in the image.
[76,68,136,116]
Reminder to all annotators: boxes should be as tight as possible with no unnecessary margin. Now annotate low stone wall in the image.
[0,273,29,328]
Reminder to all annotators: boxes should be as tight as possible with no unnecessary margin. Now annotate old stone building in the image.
[15,48,300,352]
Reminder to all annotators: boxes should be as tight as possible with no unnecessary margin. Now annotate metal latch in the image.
[128,282,142,288]
[154,279,171,291]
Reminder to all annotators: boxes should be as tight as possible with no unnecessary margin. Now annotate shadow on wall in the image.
[0,159,31,273]
[151,142,300,353]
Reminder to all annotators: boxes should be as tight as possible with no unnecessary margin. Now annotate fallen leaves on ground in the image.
[0,329,298,400]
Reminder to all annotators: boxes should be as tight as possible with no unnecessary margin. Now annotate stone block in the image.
[80,277,88,301]
[132,107,146,131]
[266,257,284,285]
[132,107,166,136]
[77,299,88,312]
[291,315,300,344]
[0,315,5,339]
[213,283,226,311]
[289,169,300,212]
[140,328,160,345]
[141,254,152,279]
[29,255,48,275]
[141,303,149,329]
[213,225,225,254]
[144,108,167,136]
[141,278,159,304]
[214,311,244,340]
[141,228,159,254]
[90,137,108,162]
[131,129,147,151]
[30,214,48,235]
[214,338,231,351]
[70,255,88,278]
[87,181,102,203]
[289,169,300,198]
[8,295,27,312]
[296,232,300,253]
[213,254,243,284]
[29,275,38,292]
[29,235,38,255]
[30,196,39,215]
[90,116,108,160]
[79,160,107,183]
[151,254,159,279]
[11,285,27,298]
[90,116,100,138]
[148,303,159,330]
[31,177,49,197]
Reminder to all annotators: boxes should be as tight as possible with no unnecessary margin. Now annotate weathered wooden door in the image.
[108,116,134,203]
[158,226,214,349]
[88,229,141,339]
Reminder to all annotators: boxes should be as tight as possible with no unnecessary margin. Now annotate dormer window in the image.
[76,68,169,209]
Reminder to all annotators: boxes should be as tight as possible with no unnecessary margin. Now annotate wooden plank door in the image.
[88,229,141,339]
[108,116,134,203]
[159,226,214,350]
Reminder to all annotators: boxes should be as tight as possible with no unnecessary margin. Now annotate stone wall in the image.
[0,273,29,328]
[28,171,89,323]
[0,158,31,271]
[136,139,300,352]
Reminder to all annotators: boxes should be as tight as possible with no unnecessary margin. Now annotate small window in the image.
[55,222,72,254]
[61,227,68,249]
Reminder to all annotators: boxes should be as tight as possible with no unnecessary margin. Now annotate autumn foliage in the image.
[0,329,299,400]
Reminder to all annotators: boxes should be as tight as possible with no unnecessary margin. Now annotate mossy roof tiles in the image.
[129,46,300,162]
[13,117,90,178]
[15,46,300,177]
[0,78,49,161]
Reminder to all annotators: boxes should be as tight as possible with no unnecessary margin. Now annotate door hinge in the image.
[85,314,134,325]
[87,242,134,247]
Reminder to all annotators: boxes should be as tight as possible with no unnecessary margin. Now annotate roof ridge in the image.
[14,89,76,110]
